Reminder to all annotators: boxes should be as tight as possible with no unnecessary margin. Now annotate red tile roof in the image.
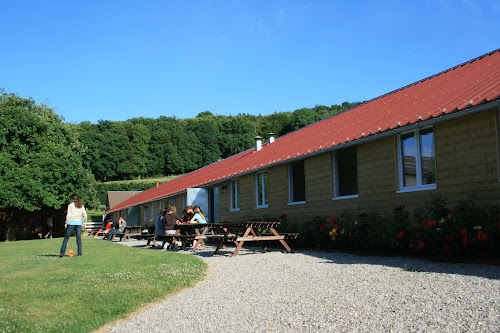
[107,49,500,213]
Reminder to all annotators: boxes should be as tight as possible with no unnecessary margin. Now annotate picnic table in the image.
[115,226,142,241]
[209,221,297,257]
[166,221,297,257]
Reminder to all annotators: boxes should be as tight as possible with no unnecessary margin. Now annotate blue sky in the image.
[1,0,499,124]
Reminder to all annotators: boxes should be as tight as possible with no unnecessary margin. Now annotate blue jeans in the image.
[60,224,82,256]
[107,228,124,240]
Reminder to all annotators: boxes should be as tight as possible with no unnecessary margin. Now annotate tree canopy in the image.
[75,101,362,182]
[0,90,97,211]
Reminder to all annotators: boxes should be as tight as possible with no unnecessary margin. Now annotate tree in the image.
[217,116,255,158]
[0,90,98,238]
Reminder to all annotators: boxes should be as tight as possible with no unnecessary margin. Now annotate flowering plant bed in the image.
[272,197,500,259]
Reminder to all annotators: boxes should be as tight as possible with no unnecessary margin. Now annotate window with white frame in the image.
[288,160,306,203]
[398,127,436,190]
[255,171,268,208]
[171,197,176,207]
[333,146,359,198]
[150,204,154,220]
[158,200,162,211]
[182,194,187,208]
[230,179,240,211]
[143,206,147,221]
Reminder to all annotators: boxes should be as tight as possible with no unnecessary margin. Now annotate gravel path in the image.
[102,240,500,332]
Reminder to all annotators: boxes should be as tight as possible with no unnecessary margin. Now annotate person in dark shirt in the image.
[163,205,182,249]
[182,205,194,223]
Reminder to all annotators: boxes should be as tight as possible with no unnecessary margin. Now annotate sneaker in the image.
[163,242,170,250]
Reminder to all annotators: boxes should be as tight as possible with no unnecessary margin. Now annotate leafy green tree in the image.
[256,111,293,137]
[291,108,318,131]
[0,90,98,238]
[120,121,151,179]
[195,118,221,166]
[217,116,256,158]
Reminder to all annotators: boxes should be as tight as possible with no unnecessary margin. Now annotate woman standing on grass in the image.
[60,194,87,257]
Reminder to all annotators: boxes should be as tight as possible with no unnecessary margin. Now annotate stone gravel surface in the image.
[102,240,500,333]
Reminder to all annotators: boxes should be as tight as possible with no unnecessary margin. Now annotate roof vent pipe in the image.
[255,136,262,151]
[268,133,275,143]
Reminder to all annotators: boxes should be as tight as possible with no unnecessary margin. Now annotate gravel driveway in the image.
[102,240,499,332]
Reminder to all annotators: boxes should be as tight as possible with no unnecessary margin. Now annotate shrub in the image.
[271,197,499,258]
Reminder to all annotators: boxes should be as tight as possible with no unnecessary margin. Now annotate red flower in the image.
[428,220,437,227]
[319,224,325,233]
[421,220,428,227]
[462,237,469,246]
[279,214,287,219]
[477,231,487,242]
[475,209,487,218]
[418,241,425,250]
[447,209,454,215]
[348,232,352,237]
[445,234,454,242]
[331,224,339,237]
[460,228,467,237]
[288,221,294,226]
[316,243,320,249]
[396,231,405,238]
[409,243,414,249]
[443,244,452,253]
[403,212,409,219]
[329,215,338,224]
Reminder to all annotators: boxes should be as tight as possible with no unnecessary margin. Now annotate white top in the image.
[66,202,87,224]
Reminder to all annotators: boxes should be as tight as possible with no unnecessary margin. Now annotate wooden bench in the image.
[114,226,142,241]
[156,233,197,249]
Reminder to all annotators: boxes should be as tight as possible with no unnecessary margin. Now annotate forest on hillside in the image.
[77,102,362,182]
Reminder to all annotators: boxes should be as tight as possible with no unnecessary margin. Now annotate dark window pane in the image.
[401,132,416,187]
[337,146,358,196]
[291,161,305,202]
[419,128,436,185]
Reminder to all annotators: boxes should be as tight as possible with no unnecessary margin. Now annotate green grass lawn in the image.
[0,237,207,332]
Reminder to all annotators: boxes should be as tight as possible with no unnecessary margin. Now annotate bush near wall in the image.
[273,197,500,258]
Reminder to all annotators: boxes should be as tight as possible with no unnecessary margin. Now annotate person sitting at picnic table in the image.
[152,208,166,247]
[102,218,114,237]
[189,206,207,249]
[163,205,182,249]
[182,205,194,223]
[189,206,207,224]
[106,217,126,241]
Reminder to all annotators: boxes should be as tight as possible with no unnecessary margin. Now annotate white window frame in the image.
[255,171,268,209]
[332,147,359,200]
[143,206,147,222]
[288,161,306,205]
[397,126,437,193]
[150,204,154,221]
[230,179,240,211]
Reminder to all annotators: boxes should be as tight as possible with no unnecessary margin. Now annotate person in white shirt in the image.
[60,194,87,257]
